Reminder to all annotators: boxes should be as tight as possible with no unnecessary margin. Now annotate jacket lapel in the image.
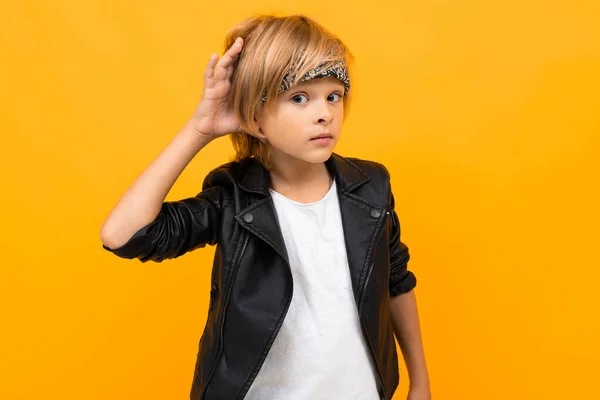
[327,155,386,305]
[236,159,289,263]
[235,197,289,263]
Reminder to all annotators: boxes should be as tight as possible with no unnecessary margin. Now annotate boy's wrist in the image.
[183,119,214,145]
[171,121,214,158]
[409,374,431,391]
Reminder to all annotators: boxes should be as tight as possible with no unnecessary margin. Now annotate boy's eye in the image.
[291,94,308,104]
[290,92,342,104]
[328,93,342,102]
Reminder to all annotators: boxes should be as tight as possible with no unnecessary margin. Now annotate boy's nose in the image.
[315,103,333,125]
[317,115,332,124]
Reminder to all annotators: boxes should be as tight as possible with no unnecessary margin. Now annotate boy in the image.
[101,14,430,400]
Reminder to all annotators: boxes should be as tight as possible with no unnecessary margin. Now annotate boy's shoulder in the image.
[337,155,394,205]
[200,157,256,192]
[339,155,391,181]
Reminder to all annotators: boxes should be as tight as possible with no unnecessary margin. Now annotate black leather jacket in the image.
[103,153,417,400]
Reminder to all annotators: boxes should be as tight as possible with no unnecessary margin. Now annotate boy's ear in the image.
[242,121,267,143]
[253,128,268,144]
[254,116,268,141]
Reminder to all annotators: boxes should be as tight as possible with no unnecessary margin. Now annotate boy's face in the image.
[256,77,345,166]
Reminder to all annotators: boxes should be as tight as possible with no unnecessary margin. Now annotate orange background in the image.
[1,1,599,399]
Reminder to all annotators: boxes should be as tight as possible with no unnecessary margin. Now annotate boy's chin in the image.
[272,145,336,165]
[300,149,335,164]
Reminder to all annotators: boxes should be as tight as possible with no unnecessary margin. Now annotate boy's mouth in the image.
[310,133,333,140]
[310,133,334,145]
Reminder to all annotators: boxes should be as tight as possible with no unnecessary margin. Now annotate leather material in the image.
[103,153,417,400]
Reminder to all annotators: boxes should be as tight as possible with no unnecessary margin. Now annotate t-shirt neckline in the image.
[269,179,336,207]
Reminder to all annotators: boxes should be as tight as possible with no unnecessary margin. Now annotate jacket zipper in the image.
[201,232,249,399]
[196,283,217,351]
[358,209,391,399]
[208,283,217,312]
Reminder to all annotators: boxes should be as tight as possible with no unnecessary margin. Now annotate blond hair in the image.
[224,14,355,168]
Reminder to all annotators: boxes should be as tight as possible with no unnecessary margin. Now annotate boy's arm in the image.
[386,185,430,396]
[100,123,212,251]
[101,123,228,263]
[100,38,246,260]
[390,290,431,395]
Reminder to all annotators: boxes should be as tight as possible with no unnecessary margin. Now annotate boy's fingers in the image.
[214,37,243,81]
[204,53,218,84]
[226,65,234,80]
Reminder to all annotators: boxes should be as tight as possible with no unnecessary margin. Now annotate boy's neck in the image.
[268,155,333,204]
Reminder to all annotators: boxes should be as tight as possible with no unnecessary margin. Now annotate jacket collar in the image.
[238,153,370,196]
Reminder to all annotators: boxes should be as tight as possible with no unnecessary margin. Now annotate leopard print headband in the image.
[261,61,350,104]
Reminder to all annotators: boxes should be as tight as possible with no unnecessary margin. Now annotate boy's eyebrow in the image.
[286,83,345,94]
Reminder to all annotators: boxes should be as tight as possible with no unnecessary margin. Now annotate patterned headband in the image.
[261,61,350,104]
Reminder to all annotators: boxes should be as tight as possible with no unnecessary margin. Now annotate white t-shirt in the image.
[244,180,381,400]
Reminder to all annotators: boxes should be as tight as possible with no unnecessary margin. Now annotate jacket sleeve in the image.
[388,198,417,296]
[383,165,417,296]
[102,171,225,263]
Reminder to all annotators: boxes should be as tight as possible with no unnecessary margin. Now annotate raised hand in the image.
[190,37,245,139]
